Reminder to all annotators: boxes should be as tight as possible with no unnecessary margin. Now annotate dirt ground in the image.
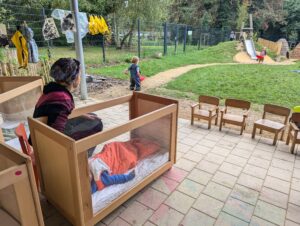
[234,51,295,65]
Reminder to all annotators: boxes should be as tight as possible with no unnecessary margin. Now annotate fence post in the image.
[137,19,141,58]
[175,24,178,54]
[41,7,51,59]
[101,34,106,63]
[198,27,201,50]
[183,25,187,52]
[163,22,167,56]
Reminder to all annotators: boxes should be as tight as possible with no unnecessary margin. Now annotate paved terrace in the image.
[42,103,300,226]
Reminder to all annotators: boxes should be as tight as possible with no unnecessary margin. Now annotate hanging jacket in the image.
[88,15,97,35]
[51,9,88,43]
[89,15,109,35]
[11,30,28,68]
[22,26,39,63]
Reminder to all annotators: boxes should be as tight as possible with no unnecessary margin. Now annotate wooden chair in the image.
[252,104,290,145]
[15,123,39,189]
[219,98,251,135]
[191,95,219,129]
[286,113,300,154]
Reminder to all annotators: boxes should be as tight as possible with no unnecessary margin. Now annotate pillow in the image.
[130,138,160,160]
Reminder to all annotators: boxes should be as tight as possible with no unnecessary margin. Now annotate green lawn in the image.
[165,63,300,108]
[40,46,138,65]
[88,41,238,79]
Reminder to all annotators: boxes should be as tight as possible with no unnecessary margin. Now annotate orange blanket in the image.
[92,138,160,175]
[91,138,160,190]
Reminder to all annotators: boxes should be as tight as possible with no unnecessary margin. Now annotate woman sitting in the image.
[30,58,103,157]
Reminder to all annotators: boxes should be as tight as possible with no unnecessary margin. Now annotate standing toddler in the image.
[125,56,141,91]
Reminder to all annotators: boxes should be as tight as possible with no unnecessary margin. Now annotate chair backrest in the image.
[263,104,290,118]
[199,95,220,106]
[15,123,32,156]
[290,112,300,123]
[225,98,251,110]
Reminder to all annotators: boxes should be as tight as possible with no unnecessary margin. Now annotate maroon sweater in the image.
[33,82,74,133]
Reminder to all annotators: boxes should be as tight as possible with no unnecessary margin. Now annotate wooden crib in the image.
[28,92,178,226]
[0,76,43,142]
[0,142,44,226]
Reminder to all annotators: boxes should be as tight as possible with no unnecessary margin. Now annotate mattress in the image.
[92,151,169,213]
[5,138,21,152]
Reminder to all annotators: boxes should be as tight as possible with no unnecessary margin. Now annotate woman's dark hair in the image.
[50,58,80,85]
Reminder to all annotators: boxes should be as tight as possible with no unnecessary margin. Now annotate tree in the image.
[283,0,300,42]
[111,0,171,49]
[236,1,248,30]
[215,0,240,29]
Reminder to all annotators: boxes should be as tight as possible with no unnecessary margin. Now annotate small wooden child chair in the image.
[252,104,290,145]
[219,98,251,135]
[286,113,300,154]
[191,95,220,129]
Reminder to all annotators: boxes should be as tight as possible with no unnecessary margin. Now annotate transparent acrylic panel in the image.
[0,86,41,142]
[87,112,171,213]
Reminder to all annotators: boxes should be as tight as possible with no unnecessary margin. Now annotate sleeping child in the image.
[89,138,160,193]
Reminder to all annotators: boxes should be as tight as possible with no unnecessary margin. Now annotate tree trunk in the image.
[120,19,136,49]
[128,31,134,48]
[113,12,120,48]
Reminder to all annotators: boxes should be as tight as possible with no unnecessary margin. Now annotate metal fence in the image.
[0,3,233,65]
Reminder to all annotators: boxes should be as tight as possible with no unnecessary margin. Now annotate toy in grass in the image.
[293,106,300,113]
[291,70,300,73]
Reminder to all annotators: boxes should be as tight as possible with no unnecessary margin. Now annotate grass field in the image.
[164,63,300,108]
[88,41,238,79]
[40,46,142,65]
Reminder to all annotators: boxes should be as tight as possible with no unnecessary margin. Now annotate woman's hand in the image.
[83,113,100,120]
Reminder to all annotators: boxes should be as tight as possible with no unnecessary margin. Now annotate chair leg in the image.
[191,115,194,125]
[215,116,218,125]
[273,132,279,146]
[240,125,244,135]
[208,119,212,130]
[286,127,292,145]
[291,141,296,154]
[280,130,284,141]
[286,134,290,145]
[252,125,256,139]
[259,129,262,134]
[219,120,223,131]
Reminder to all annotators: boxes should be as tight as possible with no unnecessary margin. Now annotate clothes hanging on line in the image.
[88,15,109,35]
[11,30,28,68]
[0,24,9,47]
[22,26,39,63]
[61,13,76,33]
[51,9,88,43]
[0,23,7,35]
[42,18,60,41]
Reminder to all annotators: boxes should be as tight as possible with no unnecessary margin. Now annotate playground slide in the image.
[244,39,257,60]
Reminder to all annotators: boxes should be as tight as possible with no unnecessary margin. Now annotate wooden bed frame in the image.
[0,77,43,142]
[0,142,44,226]
[28,92,178,226]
